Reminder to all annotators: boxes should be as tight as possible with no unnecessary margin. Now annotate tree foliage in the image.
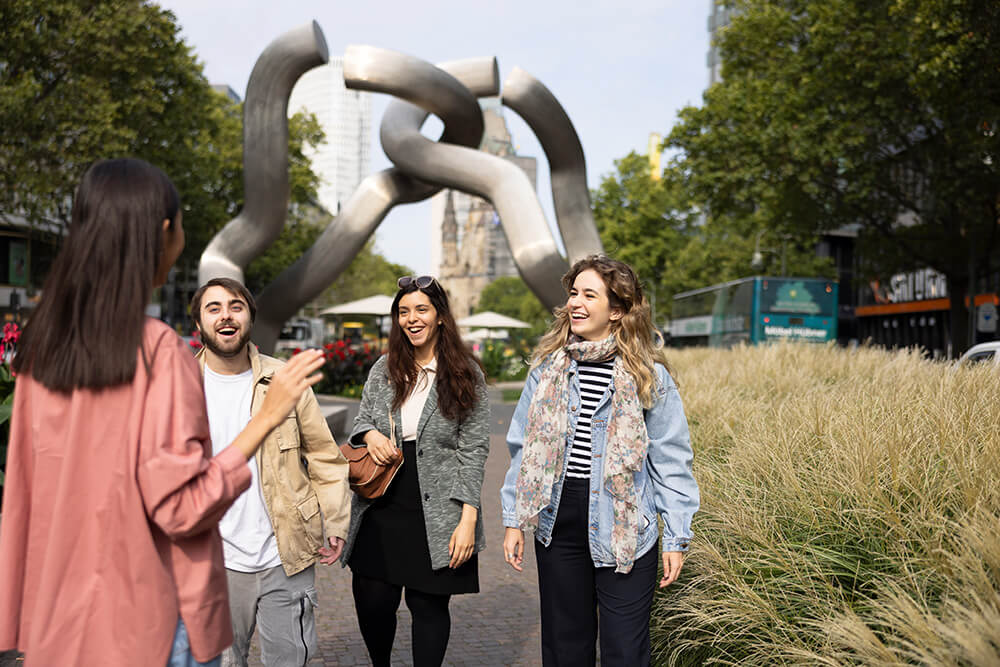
[476,276,551,336]
[1,0,348,315]
[226,109,325,291]
[316,238,412,307]
[592,152,832,323]
[667,0,1000,349]
[593,153,691,317]
[1,0,218,227]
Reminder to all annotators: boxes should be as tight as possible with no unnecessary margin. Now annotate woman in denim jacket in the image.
[500,256,699,667]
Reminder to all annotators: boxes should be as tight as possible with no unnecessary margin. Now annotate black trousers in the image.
[351,572,452,667]
[534,477,658,667]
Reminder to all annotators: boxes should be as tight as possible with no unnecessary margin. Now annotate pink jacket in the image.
[0,319,251,665]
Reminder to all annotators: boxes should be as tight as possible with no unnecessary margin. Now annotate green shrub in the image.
[314,341,381,396]
[479,340,531,382]
[653,344,1000,666]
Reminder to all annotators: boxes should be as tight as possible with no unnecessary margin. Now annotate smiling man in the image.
[189,277,350,667]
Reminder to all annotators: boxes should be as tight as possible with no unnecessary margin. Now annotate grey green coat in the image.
[342,355,490,571]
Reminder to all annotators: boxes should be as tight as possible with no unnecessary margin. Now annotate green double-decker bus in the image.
[670,277,838,347]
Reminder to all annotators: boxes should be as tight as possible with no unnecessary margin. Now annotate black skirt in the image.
[348,439,479,595]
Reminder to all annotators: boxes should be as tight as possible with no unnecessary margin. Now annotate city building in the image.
[430,100,535,318]
[707,1,736,86]
[211,84,240,103]
[288,57,372,215]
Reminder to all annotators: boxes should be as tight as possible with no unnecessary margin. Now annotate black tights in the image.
[351,573,451,667]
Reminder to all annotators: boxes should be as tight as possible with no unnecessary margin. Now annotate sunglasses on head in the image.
[397,275,437,290]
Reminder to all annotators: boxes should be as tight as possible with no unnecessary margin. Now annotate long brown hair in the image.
[387,279,483,422]
[532,255,671,407]
[13,158,180,391]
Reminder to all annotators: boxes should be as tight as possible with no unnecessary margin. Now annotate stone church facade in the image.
[431,101,537,318]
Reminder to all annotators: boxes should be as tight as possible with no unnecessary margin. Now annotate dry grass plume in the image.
[652,343,1000,666]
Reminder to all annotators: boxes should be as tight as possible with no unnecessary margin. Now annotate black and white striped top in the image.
[566,359,615,479]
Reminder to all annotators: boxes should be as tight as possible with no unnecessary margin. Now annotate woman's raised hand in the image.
[503,527,525,572]
[259,350,325,428]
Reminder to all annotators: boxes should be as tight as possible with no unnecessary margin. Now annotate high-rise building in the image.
[288,57,372,214]
[707,2,736,86]
[430,99,535,318]
[211,84,241,104]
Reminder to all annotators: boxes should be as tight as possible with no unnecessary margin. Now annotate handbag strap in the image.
[388,409,396,446]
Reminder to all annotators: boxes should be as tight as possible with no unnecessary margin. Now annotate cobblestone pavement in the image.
[240,395,543,665]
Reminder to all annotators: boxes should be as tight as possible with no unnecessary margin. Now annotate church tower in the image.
[440,190,458,276]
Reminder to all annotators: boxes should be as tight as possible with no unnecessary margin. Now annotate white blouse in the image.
[400,358,437,441]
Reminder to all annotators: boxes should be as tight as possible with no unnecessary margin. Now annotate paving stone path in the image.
[240,394,544,666]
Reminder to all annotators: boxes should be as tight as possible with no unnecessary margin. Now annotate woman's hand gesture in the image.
[258,350,325,428]
[503,527,525,572]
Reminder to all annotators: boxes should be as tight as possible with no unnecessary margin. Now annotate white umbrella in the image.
[320,294,394,317]
[456,311,531,329]
[462,328,510,342]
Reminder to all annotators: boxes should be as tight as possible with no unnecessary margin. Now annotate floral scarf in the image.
[515,335,649,573]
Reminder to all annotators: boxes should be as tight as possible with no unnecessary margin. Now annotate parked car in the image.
[274,317,326,353]
[958,341,1000,366]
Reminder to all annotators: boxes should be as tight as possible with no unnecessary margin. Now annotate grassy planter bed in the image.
[653,343,1000,666]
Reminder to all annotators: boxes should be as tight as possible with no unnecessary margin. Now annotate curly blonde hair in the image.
[532,255,671,407]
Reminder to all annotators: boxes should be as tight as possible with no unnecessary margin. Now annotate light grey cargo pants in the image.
[221,565,318,667]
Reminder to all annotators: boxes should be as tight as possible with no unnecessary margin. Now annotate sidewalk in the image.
[246,397,543,666]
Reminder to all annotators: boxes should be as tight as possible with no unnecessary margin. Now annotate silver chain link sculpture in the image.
[198,22,603,354]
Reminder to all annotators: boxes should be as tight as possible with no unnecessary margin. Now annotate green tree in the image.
[1,0,329,308]
[476,276,551,335]
[593,152,832,322]
[1,0,219,226]
[243,214,326,295]
[593,153,691,321]
[668,0,1000,352]
[317,238,412,306]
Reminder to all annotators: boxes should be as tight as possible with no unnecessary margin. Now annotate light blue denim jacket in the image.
[501,358,699,566]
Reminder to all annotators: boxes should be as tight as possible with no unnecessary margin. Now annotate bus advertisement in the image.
[671,277,838,347]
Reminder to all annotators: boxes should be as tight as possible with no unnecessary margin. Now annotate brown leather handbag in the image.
[340,411,403,499]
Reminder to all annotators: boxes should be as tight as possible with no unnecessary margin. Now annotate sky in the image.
[159,0,711,274]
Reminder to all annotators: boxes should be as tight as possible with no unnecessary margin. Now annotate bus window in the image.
[673,277,838,347]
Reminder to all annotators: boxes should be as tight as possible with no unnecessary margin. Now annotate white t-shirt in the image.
[205,366,282,572]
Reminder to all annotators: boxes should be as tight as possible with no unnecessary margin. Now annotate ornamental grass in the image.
[652,343,1000,666]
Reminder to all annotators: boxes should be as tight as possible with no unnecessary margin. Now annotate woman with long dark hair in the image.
[343,276,489,667]
[500,256,700,667]
[0,158,324,667]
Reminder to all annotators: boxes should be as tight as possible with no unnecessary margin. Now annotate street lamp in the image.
[751,230,767,271]
[751,230,789,275]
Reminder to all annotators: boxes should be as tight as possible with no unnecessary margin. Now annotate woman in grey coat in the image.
[343,275,489,667]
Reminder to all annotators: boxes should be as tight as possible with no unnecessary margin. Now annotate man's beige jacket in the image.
[196,344,350,576]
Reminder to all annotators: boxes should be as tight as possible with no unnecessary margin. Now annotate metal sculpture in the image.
[198,21,329,286]
[350,47,571,309]
[198,24,603,354]
[501,68,603,262]
[251,51,500,352]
